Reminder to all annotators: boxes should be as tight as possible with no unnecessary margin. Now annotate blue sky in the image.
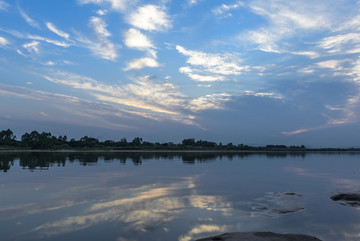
[1,0,360,147]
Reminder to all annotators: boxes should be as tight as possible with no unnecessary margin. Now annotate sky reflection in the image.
[1,152,360,241]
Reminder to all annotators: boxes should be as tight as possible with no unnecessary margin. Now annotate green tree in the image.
[131,137,143,146]
[182,138,195,146]
[0,129,16,145]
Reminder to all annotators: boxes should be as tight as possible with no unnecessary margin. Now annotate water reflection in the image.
[0,151,311,172]
[1,152,360,241]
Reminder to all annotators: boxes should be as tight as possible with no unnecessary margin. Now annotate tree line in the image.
[0,128,351,151]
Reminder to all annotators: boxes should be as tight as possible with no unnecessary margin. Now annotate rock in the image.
[252,192,305,216]
[330,192,360,207]
[196,232,322,241]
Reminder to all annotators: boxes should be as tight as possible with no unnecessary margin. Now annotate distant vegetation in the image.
[0,129,357,151]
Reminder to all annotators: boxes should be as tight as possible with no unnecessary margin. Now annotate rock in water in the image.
[196,232,322,241]
[330,193,360,207]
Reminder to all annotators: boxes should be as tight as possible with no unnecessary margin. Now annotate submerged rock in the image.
[330,192,360,207]
[252,192,305,216]
[196,232,322,241]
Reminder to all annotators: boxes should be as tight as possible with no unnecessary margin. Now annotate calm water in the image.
[1,151,360,241]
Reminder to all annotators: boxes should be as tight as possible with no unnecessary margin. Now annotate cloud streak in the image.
[46,22,70,40]
[19,8,40,29]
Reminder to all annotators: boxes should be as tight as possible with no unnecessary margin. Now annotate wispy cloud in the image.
[126,5,171,32]
[249,0,330,30]
[46,22,70,40]
[42,71,189,120]
[291,51,320,59]
[89,16,117,60]
[0,36,9,47]
[42,61,56,66]
[23,41,40,53]
[124,57,159,70]
[189,90,282,112]
[76,17,117,60]
[188,0,199,5]
[27,34,71,48]
[213,1,244,17]
[78,0,131,12]
[0,1,9,11]
[317,33,360,54]
[240,0,333,53]
[0,83,136,130]
[188,93,232,112]
[281,128,311,136]
[177,45,248,82]
[19,8,40,29]
[179,67,225,82]
[90,16,111,37]
[242,28,282,53]
[316,59,349,71]
[283,58,360,136]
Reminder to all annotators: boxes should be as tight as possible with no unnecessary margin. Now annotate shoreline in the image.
[1,149,360,153]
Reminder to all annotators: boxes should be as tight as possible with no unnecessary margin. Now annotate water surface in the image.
[1,152,360,241]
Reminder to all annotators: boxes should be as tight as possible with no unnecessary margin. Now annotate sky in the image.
[1,0,360,147]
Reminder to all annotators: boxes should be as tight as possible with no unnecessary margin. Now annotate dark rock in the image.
[252,192,305,216]
[196,232,322,241]
[330,192,360,207]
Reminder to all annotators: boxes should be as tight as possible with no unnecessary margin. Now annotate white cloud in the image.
[127,5,171,31]
[317,33,360,53]
[316,59,349,71]
[213,1,244,16]
[0,83,136,130]
[97,9,107,15]
[335,14,360,32]
[188,93,233,112]
[291,51,320,59]
[0,36,9,47]
[16,49,27,57]
[125,57,159,70]
[27,35,71,48]
[249,0,330,30]
[77,17,118,60]
[123,28,159,70]
[19,8,40,29]
[43,71,186,117]
[124,28,154,50]
[188,0,199,5]
[179,67,225,82]
[40,112,50,117]
[78,0,131,12]
[46,22,70,40]
[243,90,282,99]
[188,91,282,113]
[176,45,248,76]
[244,28,282,53]
[0,1,9,11]
[90,17,111,37]
[241,0,335,53]
[23,41,40,53]
[43,61,56,66]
